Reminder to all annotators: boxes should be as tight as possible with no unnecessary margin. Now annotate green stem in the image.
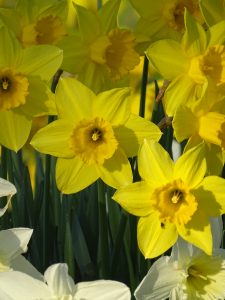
[97,179,110,278]
[139,55,149,118]
[97,0,102,10]
[42,69,62,270]
[1,146,8,179]
[110,211,127,276]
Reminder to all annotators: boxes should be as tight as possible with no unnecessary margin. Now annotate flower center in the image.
[69,117,118,165]
[189,45,225,86]
[0,69,29,110]
[188,266,208,281]
[21,15,67,47]
[151,179,198,225]
[89,28,140,80]
[198,112,225,150]
[163,0,202,32]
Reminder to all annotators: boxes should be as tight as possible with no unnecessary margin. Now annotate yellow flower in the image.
[130,0,204,51]
[0,24,63,151]
[146,10,225,116]
[0,0,70,47]
[58,0,140,93]
[30,78,161,194]
[113,140,225,258]
[173,95,225,175]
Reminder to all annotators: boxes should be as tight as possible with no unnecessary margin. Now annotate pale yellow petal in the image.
[0,110,31,151]
[30,120,74,158]
[146,39,188,80]
[138,140,174,186]
[177,209,212,255]
[114,114,162,157]
[94,87,131,126]
[56,77,95,121]
[174,143,206,189]
[112,181,153,217]
[56,156,99,194]
[97,148,132,189]
[138,212,178,258]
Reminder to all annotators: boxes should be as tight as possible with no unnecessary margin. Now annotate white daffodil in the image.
[0,178,16,217]
[135,217,225,300]
[42,263,131,300]
[0,227,42,280]
[0,263,131,300]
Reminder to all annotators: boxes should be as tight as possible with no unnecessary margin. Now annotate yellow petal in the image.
[56,156,99,194]
[138,212,178,258]
[146,39,188,80]
[17,45,63,81]
[174,143,206,189]
[177,209,212,255]
[97,148,132,189]
[173,106,198,142]
[114,114,162,157]
[138,140,174,187]
[98,0,121,35]
[19,77,54,117]
[182,10,207,57]
[164,75,206,117]
[30,120,74,158]
[75,4,100,42]
[112,181,153,217]
[56,77,95,121]
[0,110,31,151]
[194,176,225,216]
[94,87,131,126]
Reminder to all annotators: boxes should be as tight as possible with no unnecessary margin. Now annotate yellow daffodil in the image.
[0,24,63,151]
[0,0,72,48]
[58,0,140,93]
[130,0,204,51]
[30,77,161,194]
[113,140,225,258]
[173,95,225,175]
[200,0,225,26]
[146,10,225,116]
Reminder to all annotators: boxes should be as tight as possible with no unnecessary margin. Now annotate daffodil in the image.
[58,0,140,93]
[173,94,225,175]
[130,0,204,51]
[31,77,161,193]
[0,23,63,151]
[0,178,16,217]
[0,0,73,47]
[200,0,225,26]
[0,227,42,280]
[0,263,131,300]
[134,217,225,300]
[146,10,225,116]
[113,140,225,258]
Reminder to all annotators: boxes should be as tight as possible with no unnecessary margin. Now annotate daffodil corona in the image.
[113,140,225,258]
[30,78,161,194]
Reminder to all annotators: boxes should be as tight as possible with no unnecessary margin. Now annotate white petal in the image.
[0,228,33,262]
[134,257,183,300]
[0,271,50,300]
[0,178,16,217]
[44,263,75,296]
[75,280,131,300]
[11,255,43,281]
